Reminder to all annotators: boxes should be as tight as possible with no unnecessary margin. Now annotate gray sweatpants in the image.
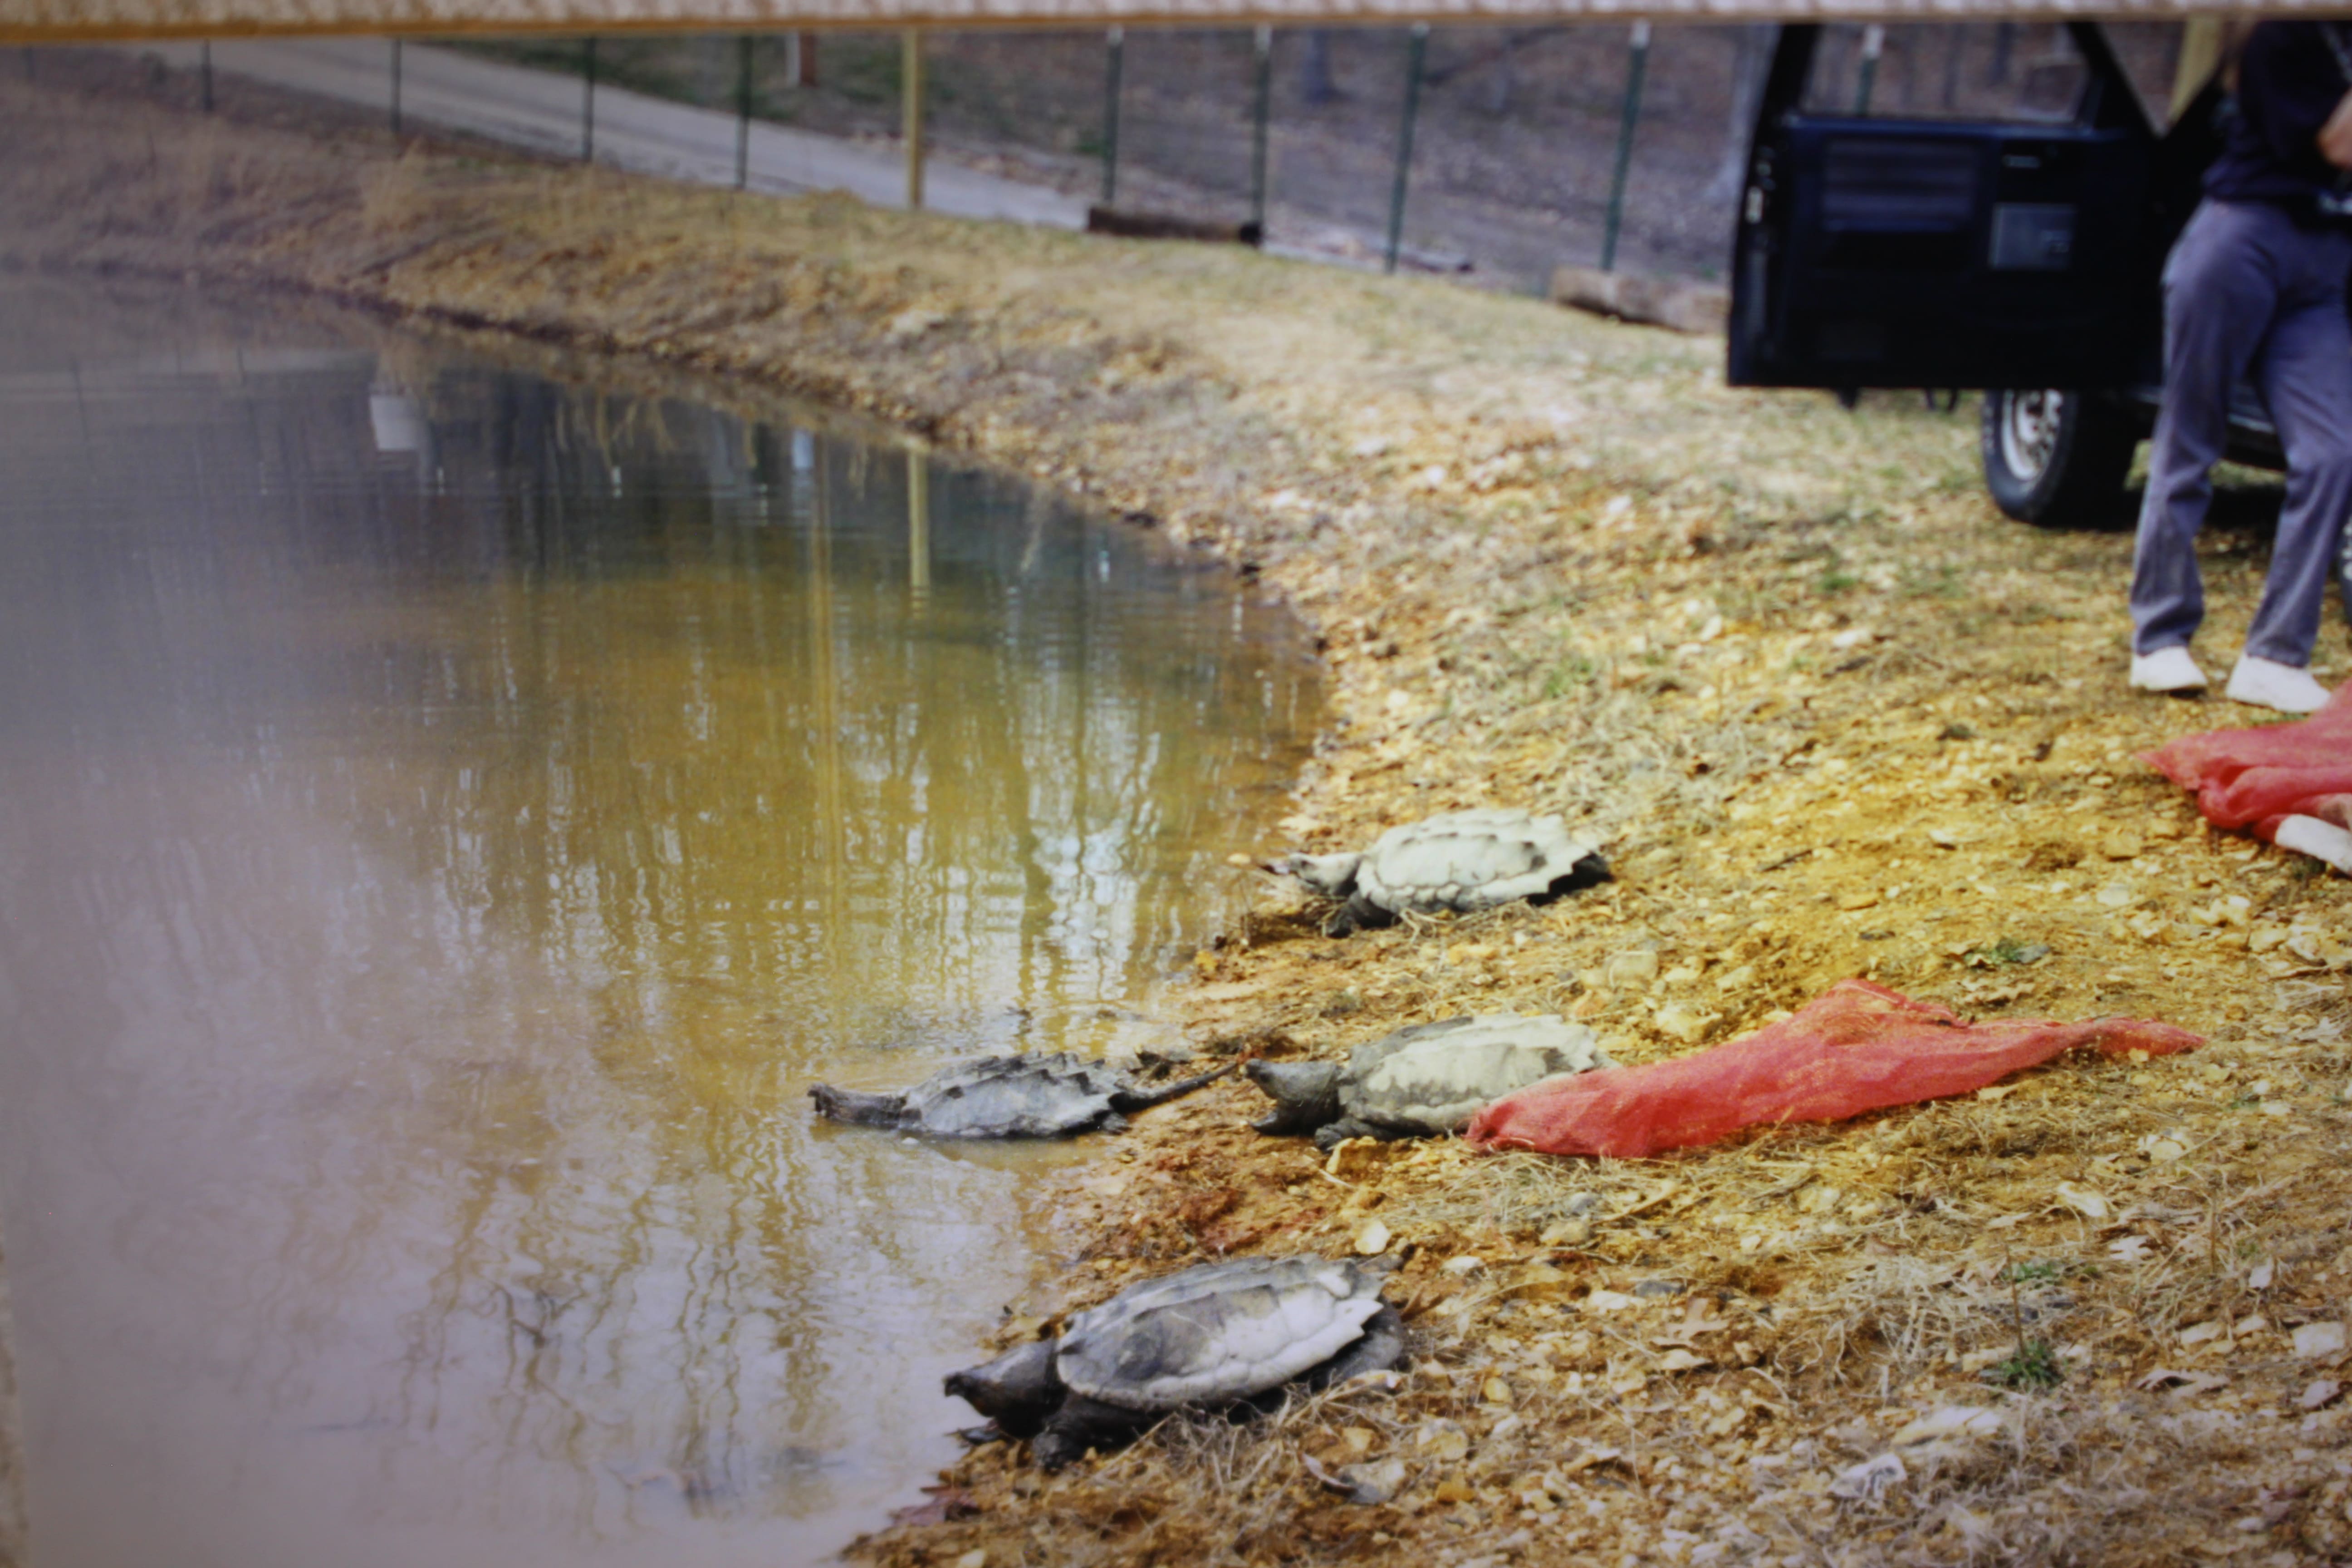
[2130,199,2352,664]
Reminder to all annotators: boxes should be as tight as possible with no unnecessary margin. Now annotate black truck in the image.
[1726,23,2293,528]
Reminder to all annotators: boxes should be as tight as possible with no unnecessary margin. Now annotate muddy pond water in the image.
[0,278,1322,1567]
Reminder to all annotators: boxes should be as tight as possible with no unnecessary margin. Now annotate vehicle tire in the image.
[1979,389,2138,529]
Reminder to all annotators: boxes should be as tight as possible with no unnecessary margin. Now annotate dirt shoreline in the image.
[9,49,2352,1568]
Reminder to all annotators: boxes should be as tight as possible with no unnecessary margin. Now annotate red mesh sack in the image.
[2140,684,2352,840]
[1463,980,2200,1160]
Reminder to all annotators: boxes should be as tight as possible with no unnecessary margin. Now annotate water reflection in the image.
[0,279,1320,1567]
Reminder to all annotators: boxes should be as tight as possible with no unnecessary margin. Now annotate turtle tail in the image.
[1109,1060,1236,1113]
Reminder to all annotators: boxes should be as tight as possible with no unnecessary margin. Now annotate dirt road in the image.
[132,36,1089,225]
[5,48,2351,1568]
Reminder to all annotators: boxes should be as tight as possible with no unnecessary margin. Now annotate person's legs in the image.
[2130,203,2283,662]
[2240,225,2352,670]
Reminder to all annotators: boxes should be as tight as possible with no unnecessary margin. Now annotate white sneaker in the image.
[2225,654,2331,715]
[2130,646,2207,694]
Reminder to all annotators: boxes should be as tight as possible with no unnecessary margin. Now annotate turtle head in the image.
[807,1082,909,1128]
[943,1337,1065,1439]
[1243,1059,1347,1137]
[1271,851,1362,901]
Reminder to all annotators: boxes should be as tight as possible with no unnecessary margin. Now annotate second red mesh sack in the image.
[2139,683,2352,843]
[1463,979,2200,1160]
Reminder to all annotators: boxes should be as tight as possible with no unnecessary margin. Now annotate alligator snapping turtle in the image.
[1276,808,1608,936]
[1247,1013,1615,1149]
[809,1051,1230,1139]
[945,1254,1406,1469]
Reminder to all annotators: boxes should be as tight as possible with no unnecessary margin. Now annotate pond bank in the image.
[8,47,2352,1568]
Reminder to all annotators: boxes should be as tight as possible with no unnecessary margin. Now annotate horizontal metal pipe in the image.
[0,5,2304,47]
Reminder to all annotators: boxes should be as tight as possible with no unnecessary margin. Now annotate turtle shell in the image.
[901,1053,1123,1138]
[1340,1014,1613,1136]
[1055,1256,1387,1412]
[1355,808,1598,917]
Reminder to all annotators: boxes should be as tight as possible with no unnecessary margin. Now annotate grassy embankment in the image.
[6,52,2352,1568]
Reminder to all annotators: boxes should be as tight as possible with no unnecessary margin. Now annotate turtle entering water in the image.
[945,1254,1405,1469]
[1247,1013,1614,1149]
[1276,808,1608,936]
[809,1051,1230,1139]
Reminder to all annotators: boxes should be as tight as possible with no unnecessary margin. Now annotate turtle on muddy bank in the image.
[1274,808,1608,936]
[808,1051,1230,1139]
[945,1254,1406,1469]
[1247,1013,1615,1149]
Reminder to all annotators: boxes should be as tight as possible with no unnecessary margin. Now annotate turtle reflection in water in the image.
[946,1254,1406,1469]
[809,1051,1231,1139]
[1275,808,1609,936]
[1248,1013,1615,1149]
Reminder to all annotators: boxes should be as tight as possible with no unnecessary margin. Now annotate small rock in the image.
[1440,1254,1485,1277]
[1539,1219,1593,1247]
[1482,1376,1514,1405]
[2100,832,2144,861]
[2137,1367,2228,1394]
[1605,949,1661,990]
[2302,1380,2342,1411]
[954,1552,987,1568]
[2294,1322,2347,1361]
[1837,890,1882,911]
[884,307,947,339]
[2054,1182,2111,1222]
[1653,1002,1717,1045]
[1891,1406,2005,1447]
[1336,1457,1406,1505]
[1416,1419,1470,1462]
[1632,1279,1683,1298]
[1354,1220,1392,1257]
[1829,1452,1906,1501]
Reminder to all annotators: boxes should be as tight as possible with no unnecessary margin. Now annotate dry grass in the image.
[7,49,2352,1568]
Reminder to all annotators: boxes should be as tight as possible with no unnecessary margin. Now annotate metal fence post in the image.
[201,39,213,112]
[390,38,402,136]
[581,37,597,162]
[1382,23,1427,276]
[1101,26,1125,207]
[1600,21,1650,273]
[1249,25,1273,231]
[735,34,754,187]
[1854,24,1885,114]
[902,29,926,210]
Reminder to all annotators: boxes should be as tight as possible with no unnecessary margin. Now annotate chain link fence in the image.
[446,21,2189,294]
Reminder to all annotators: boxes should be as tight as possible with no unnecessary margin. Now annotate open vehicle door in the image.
[1728,24,2163,395]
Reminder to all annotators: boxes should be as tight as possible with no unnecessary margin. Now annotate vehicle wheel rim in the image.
[1999,390,2063,481]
